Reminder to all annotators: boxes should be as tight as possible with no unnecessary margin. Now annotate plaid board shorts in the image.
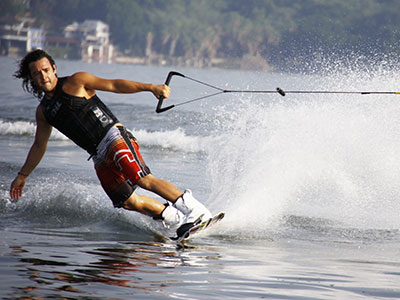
[93,126,151,208]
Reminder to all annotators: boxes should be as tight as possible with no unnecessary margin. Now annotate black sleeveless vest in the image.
[40,77,119,155]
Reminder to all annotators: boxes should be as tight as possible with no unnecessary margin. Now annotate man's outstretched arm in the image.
[10,106,52,200]
[65,72,170,99]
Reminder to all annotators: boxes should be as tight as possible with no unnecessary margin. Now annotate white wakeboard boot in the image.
[173,190,212,237]
[159,204,184,228]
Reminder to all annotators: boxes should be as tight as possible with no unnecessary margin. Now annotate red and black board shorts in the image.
[94,126,151,208]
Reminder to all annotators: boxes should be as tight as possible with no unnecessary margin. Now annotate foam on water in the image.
[207,63,400,234]
[0,119,68,140]
[132,127,212,153]
[0,175,158,236]
[0,119,214,153]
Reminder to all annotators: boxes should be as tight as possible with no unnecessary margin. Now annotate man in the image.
[9,49,211,236]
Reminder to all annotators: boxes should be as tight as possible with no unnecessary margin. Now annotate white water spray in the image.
[207,65,400,233]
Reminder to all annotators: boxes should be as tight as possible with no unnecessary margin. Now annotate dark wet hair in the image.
[14,49,56,99]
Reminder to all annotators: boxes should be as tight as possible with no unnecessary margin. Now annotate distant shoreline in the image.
[114,53,274,71]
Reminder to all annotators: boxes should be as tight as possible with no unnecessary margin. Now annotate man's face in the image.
[29,57,58,93]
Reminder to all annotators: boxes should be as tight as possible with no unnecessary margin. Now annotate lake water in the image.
[1,55,400,299]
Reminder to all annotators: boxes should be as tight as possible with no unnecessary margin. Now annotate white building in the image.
[64,20,113,63]
[0,18,45,56]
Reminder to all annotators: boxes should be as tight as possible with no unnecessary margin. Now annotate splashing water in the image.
[207,63,400,234]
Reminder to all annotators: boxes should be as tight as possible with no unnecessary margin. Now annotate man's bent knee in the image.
[122,193,139,211]
[137,174,157,190]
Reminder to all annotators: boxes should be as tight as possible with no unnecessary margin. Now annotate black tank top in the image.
[40,77,119,155]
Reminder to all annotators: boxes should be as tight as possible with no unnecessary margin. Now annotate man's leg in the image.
[122,191,185,227]
[136,174,182,203]
[112,127,211,229]
[137,174,212,225]
[122,192,165,217]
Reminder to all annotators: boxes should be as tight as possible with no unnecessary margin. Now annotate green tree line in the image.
[2,0,399,69]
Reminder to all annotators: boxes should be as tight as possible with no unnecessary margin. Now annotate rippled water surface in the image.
[1,55,400,299]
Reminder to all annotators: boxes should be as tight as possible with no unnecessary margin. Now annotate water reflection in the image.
[5,239,221,299]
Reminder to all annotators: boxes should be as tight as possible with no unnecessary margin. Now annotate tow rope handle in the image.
[156,71,185,113]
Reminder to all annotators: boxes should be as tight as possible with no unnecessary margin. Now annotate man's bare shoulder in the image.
[66,72,94,84]
[63,72,99,97]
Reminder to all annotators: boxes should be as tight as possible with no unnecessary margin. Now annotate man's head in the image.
[14,49,57,99]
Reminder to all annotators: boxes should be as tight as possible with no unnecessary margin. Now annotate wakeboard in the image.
[172,212,225,245]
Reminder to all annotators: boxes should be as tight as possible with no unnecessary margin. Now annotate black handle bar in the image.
[156,71,185,113]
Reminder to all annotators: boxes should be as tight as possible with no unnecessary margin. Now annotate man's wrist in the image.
[18,171,29,177]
